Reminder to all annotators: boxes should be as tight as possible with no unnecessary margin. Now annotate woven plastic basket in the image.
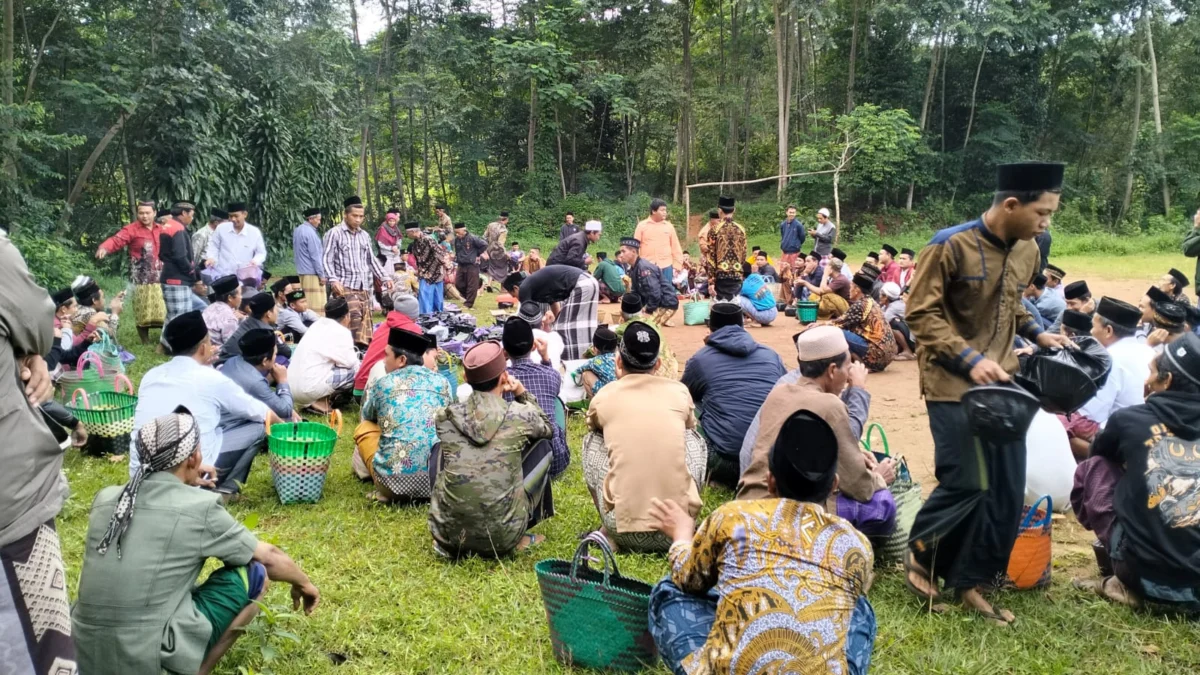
[683,298,711,326]
[797,301,819,323]
[534,533,656,671]
[860,423,923,564]
[66,376,137,438]
[56,352,120,402]
[267,410,343,504]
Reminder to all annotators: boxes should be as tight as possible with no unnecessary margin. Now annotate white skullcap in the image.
[882,282,902,300]
[584,220,602,232]
[817,207,831,217]
[794,325,849,361]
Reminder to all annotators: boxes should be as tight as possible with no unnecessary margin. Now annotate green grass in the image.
[58,259,1200,675]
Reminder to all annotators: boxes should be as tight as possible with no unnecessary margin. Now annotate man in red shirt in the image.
[96,200,166,343]
[877,244,901,285]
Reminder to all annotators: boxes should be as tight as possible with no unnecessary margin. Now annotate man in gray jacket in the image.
[0,229,78,673]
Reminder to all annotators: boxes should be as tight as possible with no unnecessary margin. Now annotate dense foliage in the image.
[2,0,1198,270]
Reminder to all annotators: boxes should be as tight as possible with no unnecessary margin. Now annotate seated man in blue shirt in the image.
[222,329,298,421]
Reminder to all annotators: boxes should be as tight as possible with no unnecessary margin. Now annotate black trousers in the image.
[456,263,481,308]
[909,401,1026,590]
[713,277,741,301]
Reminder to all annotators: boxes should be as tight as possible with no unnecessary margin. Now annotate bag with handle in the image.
[683,294,711,326]
[56,351,119,402]
[534,532,657,671]
[1005,495,1054,590]
[860,423,923,564]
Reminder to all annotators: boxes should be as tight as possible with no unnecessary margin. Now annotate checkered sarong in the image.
[581,430,708,552]
[161,283,193,325]
[299,274,327,316]
[556,273,599,361]
[343,288,373,346]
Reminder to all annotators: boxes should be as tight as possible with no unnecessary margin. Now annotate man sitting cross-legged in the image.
[583,321,708,553]
[288,297,361,414]
[571,326,619,399]
[739,326,896,538]
[429,342,556,558]
[221,328,299,422]
[73,410,319,675]
[502,317,570,478]
[1072,333,1200,616]
[648,409,876,675]
[682,302,785,489]
[361,327,452,504]
[131,311,282,498]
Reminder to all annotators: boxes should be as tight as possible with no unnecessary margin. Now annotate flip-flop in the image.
[967,603,1015,627]
[515,532,545,552]
[904,549,941,601]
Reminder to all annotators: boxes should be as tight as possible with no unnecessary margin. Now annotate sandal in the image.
[959,588,1015,626]
[904,549,941,601]
[515,532,545,552]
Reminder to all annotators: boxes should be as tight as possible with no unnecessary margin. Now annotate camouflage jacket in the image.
[429,390,553,557]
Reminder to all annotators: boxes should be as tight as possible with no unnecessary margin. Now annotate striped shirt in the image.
[322,223,387,291]
[505,356,569,477]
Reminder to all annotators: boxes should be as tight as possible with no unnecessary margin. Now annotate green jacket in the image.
[73,473,259,675]
[429,390,553,557]
[594,259,626,294]
[1183,227,1200,299]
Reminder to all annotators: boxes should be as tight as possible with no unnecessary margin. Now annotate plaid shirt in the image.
[557,273,599,360]
[322,224,387,291]
[506,356,569,477]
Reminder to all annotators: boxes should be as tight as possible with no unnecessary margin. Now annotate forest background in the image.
[2,0,1199,289]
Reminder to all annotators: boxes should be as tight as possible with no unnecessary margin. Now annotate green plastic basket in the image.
[534,533,656,671]
[267,411,342,504]
[66,377,137,438]
[797,301,819,323]
[859,423,922,564]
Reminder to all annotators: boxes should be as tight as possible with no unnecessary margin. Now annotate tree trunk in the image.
[554,107,567,198]
[962,40,987,150]
[624,115,634,196]
[433,141,447,202]
[845,0,859,113]
[773,0,790,198]
[22,7,62,104]
[422,110,430,208]
[1,0,10,107]
[906,29,940,210]
[380,0,406,215]
[407,106,417,208]
[370,131,383,215]
[1119,36,1145,224]
[348,0,368,196]
[674,0,694,202]
[527,78,537,173]
[120,129,135,217]
[361,126,373,216]
[1144,12,1169,213]
[60,112,128,227]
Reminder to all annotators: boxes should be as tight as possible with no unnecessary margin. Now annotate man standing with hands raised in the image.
[903,162,1074,626]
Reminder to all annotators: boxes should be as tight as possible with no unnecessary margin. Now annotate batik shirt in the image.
[703,219,747,281]
[430,391,553,557]
[410,234,449,283]
[668,499,873,675]
[831,286,898,372]
[363,365,452,497]
[571,352,617,394]
[202,301,240,350]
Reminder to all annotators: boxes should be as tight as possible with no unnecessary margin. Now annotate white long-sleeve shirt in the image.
[129,356,270,473]
[287,318,361,405]
[1079,337,1156,427]
[205,221,267,277]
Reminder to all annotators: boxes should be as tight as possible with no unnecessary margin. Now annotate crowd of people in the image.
[5,173,1200,675]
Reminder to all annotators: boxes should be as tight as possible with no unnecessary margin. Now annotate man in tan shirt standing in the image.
[584,321,707,553]
[634,198,684,290]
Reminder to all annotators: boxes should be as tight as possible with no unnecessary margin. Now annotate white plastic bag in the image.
[1024,409,1075,511]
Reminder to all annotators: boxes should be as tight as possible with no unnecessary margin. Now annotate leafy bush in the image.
[11,231,97,291]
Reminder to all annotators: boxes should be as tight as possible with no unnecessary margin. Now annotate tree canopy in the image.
[2,0,1197,254]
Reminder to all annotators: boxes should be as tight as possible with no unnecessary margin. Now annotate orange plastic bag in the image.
[1005,495,1053,590]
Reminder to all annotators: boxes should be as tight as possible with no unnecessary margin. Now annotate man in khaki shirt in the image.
[634,198,684,288]
[584,321,706,553]
[904,162,1074,625]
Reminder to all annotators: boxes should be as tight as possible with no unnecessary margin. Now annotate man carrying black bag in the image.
[903,162,1075,625]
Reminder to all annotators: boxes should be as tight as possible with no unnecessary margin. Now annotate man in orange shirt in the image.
[634,198,683,288]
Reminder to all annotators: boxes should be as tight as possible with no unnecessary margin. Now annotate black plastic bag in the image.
[962,382,1042,441]
[1014,335,1112,415]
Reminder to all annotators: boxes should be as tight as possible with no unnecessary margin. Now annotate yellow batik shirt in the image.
[668,499,873,675]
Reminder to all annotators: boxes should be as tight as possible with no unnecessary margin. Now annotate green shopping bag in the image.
[534,532,657,671]
[860,423,922,564]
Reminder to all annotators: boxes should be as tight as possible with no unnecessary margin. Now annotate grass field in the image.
[57,251,1200,675]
